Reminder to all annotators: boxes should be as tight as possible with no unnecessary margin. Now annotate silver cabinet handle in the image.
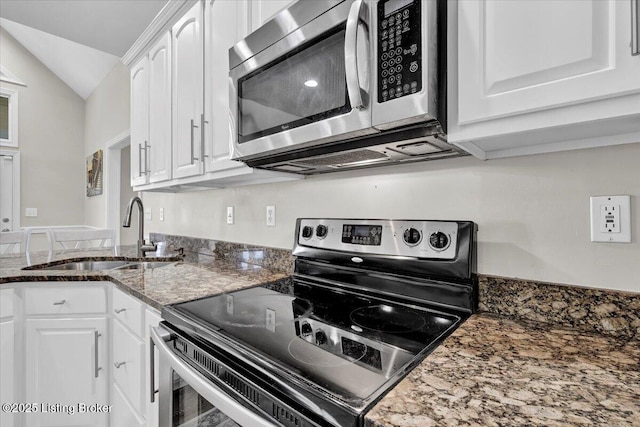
[53,299,66,305]
[144,141,150,175]
[114,361,126,368]
[138,143,144,177]
[633,0,639,55]
[94,331,102,378]
[114,308,127,314]
[345,0,369,110]
[190,119,199,164]
[200,113,209,160]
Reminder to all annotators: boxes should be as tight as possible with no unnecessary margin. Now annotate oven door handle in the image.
[345,0,370,110]
[150,326,279,427]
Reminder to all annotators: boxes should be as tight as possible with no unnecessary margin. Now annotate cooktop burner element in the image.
[349,305,427,333]
[162,219,477,427]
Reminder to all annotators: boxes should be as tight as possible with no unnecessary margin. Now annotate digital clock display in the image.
[341,225,382,246]
[384,0,414,16]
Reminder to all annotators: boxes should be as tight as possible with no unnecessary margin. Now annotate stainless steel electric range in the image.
[151,219,477,427]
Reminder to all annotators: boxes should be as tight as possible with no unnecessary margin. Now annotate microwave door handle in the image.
[345,0,369,110]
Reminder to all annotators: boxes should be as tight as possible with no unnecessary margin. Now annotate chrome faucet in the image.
[123,196,157,257]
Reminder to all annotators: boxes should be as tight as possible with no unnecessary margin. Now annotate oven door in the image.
[229,0,376,161]
[150,326,278,427]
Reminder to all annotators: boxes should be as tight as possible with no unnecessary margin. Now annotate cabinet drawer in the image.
[0,288,13,318]
[25,285,107,315]
[113,320,145,415]
[113,288,144,336]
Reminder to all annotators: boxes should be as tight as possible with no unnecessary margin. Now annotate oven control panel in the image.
[298,219,458,259]
[377,0,422,103]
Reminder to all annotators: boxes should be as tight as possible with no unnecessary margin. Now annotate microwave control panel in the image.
[377,0,422,103]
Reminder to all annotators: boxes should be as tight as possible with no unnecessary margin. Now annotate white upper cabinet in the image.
[130,34,172,187]
[124,0,299,191]
[130,57,149,187]
[203,0,245,173]
[148,34,172,183]
[172,2,204,180]
[449,0,640,159]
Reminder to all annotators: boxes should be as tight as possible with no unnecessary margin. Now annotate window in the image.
[0,88,19,147]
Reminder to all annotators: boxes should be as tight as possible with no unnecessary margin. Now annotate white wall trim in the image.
[0,149,20,230]
[0,65,27,87]
[105,129,131,246]
[0,87,19,147]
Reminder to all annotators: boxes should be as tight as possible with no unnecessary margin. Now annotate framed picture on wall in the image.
[86,149,103,197]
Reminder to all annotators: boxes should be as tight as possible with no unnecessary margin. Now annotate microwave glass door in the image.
[172,371,240,427]
[238,28,350,143]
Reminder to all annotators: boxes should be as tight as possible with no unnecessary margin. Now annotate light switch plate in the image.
[590,195,631,243]
[25,208,38,217]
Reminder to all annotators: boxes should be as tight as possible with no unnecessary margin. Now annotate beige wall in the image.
[84,62,130,228]
[143,143,640,293]
[0,28,85,250]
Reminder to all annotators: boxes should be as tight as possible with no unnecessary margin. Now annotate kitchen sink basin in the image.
[112,261,175,270]
[41,260,175,271]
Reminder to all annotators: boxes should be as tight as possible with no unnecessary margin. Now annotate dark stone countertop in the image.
[0,246,289,310]
[2,247,638,426]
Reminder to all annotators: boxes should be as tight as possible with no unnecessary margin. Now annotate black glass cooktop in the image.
[166,280,461,403]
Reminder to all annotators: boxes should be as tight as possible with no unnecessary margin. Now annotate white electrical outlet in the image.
[145,208,152,221]
[159,208,164,221]
[227,206,234,225]
[590,195,631,243]
[266,205,276,227]
[25,208,38,217]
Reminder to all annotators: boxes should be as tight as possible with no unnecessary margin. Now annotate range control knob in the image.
[301,226,313,239]
[300,321,312,338]
[403,228,422,246]
[429,232,450,251]
[315,329,328,345]
[316,224,328,239]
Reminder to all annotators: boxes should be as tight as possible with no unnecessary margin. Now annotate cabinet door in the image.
[0,320,14,427]
[249,0,296,33]
[112,320,145,417]
[130,57,150,186]
[148,33,173,184]
[25,318,108,427]
[144,308,162,427]
[203,0,249,172]
[172,2,204,179]
[457,0,640,126]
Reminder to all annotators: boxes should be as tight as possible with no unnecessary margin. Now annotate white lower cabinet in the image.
[111,286,160,427]
[111,287,146,425]
[0,288,14,427]
[8,282,161,427]
[111,384,145,427]
[25,317,108,427]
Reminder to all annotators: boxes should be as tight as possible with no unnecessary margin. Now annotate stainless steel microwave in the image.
[229,0,465,174]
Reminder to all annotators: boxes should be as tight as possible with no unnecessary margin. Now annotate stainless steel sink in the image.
[111,261,175,270]
[42,260,175,271]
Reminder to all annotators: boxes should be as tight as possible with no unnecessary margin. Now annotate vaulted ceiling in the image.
[0,0,168,99]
